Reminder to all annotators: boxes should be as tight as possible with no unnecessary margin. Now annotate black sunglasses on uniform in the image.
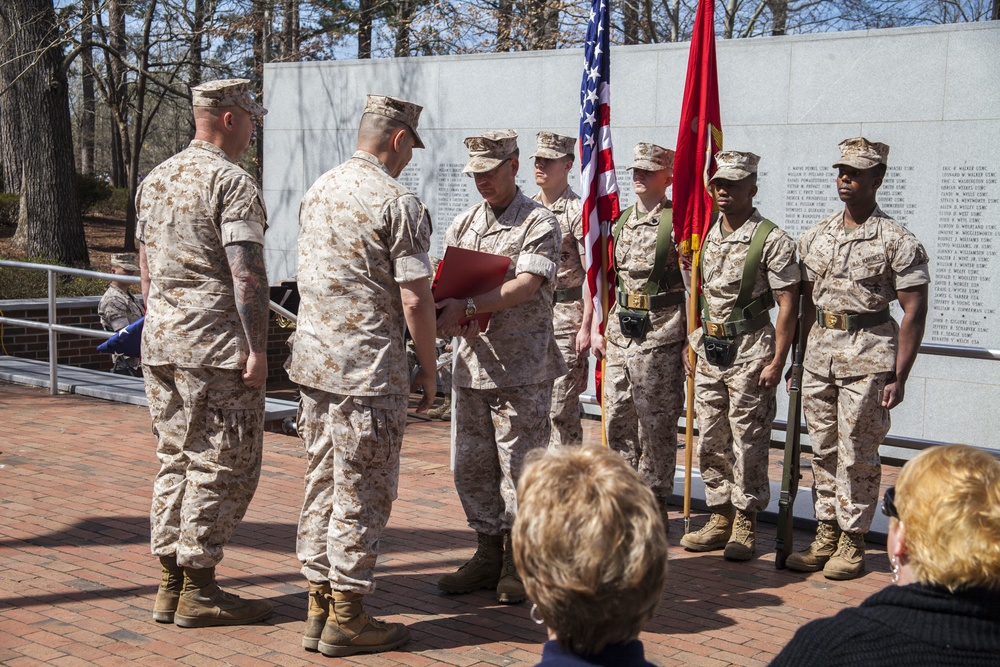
[881,486,897,519]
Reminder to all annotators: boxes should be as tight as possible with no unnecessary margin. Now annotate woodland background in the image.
[0,0,996,273]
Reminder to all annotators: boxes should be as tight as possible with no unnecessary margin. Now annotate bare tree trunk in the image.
[622,0,640,45]
[282,0,300,59]
[123,0,157,253]
[666,0,679,42]
[641,0,658,43]
[358,0,374,58]
[724,0,738,38]
[1,0,88,265]
[80,0,96,175]
[496,0,513,51]
[109,116,125,186]
[191,0,205,83]
[525,0,560,49]
[103,0,129,188]
[767,0,787,35]
[394,0,413,57]
[0,12,23,193]
[253,0,270,183]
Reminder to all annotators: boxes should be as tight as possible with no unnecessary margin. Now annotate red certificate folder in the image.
[432,246,511,329]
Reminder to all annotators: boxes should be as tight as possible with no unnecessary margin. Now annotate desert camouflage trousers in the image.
[694,354,775,513]
[802,368,892,534]
[604,339,685,507]
[296,389,406,593]
[549,329,588,447]
[145,364,264,569]
[453,381,553,535]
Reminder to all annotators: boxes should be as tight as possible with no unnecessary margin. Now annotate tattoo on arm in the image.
[225,242,270,353]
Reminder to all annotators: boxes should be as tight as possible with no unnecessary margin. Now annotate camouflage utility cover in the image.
[711,150,760,182]
[630,143,674,171]
[191,78,267,116]
[364,94,425,148]
[832,137,889,170]
[531,132,576,160]
[463,130,519,174]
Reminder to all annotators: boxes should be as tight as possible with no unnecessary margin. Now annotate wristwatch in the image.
[465,297,477,318]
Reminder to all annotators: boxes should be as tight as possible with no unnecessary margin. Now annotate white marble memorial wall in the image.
[263,22,1000,452]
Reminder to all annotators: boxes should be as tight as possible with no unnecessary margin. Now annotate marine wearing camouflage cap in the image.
[531,132,576,160]
[629,143,674,171]
[711,150,760,182]
[110,252,139,272]
[832,137,889,170]
[364,94,425,149]
[191,78,267,117]
[463,130,519,174]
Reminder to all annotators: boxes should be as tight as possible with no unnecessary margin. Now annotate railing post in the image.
[48,269,58,396]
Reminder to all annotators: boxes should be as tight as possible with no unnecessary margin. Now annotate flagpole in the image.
[674,0,721,534]
[683,244,701,534]
[578,0,619,448]
[600,221,610,448]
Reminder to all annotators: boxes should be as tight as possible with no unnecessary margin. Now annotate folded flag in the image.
[97,316,144,358]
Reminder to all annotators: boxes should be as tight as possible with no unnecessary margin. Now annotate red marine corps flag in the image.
[673,0,723,530]
[579,0,620,427]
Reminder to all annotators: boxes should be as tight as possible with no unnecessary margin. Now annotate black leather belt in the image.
[553,285,583,304]
[816,307,891,331]
[616,289,685,311]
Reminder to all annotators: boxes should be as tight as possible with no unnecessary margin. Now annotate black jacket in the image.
[770,583,1000,666]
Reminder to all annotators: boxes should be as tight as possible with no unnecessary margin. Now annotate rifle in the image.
[775,294,805,569]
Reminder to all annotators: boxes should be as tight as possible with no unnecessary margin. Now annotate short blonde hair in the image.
[512,446,667,656]
[896,445,1000,592]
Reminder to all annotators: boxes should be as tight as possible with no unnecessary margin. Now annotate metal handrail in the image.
[2,258,997,449]
[577,337,999,455]
[0,259,292,395]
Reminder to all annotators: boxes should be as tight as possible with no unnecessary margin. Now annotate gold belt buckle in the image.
[626,293,648,309]
[824,312,845,330]
[705,321,722,337]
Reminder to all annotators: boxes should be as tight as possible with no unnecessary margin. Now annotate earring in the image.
[889,555,899,585]
[530,603,545,625]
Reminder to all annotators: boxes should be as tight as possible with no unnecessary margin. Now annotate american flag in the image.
[579,0,620,341]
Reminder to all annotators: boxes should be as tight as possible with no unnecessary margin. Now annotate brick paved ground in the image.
[0,382,896,667]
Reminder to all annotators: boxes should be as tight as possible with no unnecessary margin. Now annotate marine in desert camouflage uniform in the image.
[435,130,564,605]
[289,95,436,656]
[678,151,800,561]
[786,137,930,580]
[530,132,589,447]
[592,143,686,528]
[98,252,144,375]
[137,79,272,628]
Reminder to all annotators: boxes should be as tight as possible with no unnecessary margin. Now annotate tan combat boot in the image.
[317,591,410,657]
[427,397,451,421]
[679,505,735,552]
[723,510,757,561]
[823,531,866,580]
[496,532,525,604]
[785,520,840,572]
[173,566,273,628]
[302,581,331,651]
[152,555,184,623]
[437,532,503,594]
